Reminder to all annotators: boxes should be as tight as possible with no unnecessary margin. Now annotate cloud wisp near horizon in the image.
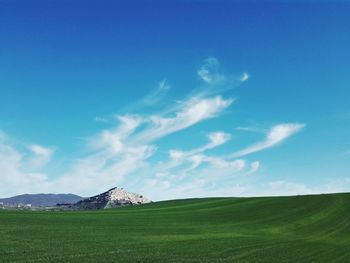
[0,58,308,199]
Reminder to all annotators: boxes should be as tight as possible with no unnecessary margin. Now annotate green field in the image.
[1,193,350,262]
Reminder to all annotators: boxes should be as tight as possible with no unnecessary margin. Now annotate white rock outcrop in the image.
[73,187,151,210]
[105,187,150,208]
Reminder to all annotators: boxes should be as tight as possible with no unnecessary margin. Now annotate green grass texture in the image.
[1,193,349,262]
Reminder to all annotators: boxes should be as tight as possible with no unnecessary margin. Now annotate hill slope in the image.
[0,193,349,262]
[0,193,84,207]
[73,187,150,209]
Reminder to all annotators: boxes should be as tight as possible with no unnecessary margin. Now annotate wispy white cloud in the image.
[0,137,51,196]
[184,131,231,156]
[248,179,350,197]
[236,126,266,133]
[53,144,155,195]
[240,72,250,82]
[135,96,233,143]
[206,157,246,171]
[161,131,233,179]
[248,161,260,174]
[189,57,249,100]
[94,116,110,123]
[26,144,54,170]
[145,178,171,190]
[29,144,53,157]
[90,115,143,154]
[232,123,305,157]
[266,180,309,195]
[122,79,171,113]
[197,57,226,85]
[207,131,231,147]
[141,79,170,105]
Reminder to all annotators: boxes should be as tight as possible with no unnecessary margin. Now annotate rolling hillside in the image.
[0,193,349,262]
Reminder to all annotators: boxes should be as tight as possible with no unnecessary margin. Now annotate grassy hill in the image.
[0,193,349,262]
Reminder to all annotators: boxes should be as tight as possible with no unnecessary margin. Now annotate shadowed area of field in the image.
[1,193,350,262]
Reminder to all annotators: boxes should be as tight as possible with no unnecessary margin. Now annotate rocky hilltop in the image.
[72,187,151,210]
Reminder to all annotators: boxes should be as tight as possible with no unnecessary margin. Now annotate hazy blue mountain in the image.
[0,194,84,207]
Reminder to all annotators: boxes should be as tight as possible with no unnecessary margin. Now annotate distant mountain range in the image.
[0,194,84,207]
[0,187,151,209]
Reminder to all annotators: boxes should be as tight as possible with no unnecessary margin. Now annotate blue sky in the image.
[0,1,349,199]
